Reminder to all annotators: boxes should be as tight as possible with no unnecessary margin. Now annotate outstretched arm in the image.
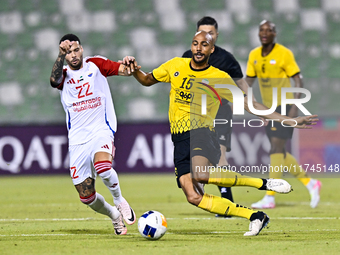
[118,56,141,76]
[241,76,270,125]
[288,73,304,117]
[50,40,73,87]
[244,96,318,129]
[121,56,158,86]
[245,76,256,87]
[132,69,158,87]
[236,78,256,102]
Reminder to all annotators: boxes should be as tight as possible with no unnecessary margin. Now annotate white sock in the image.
[306,179,317,192]
[99,168,124,205]
[264,195,275,203]
[88,193,120,220]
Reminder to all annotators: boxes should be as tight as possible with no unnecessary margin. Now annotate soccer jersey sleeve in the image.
[222,51,244,80]
[87,56,120,77]
[246,51,257,77]
[283,49,300,77]
[152,58,174,83]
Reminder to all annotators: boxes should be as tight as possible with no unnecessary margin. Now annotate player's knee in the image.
[192,175,209,184]
[185,193,202,206]
[75,177,95,200]
[270,138,286,154]
[79,191,96,205]
[94,160,113,180]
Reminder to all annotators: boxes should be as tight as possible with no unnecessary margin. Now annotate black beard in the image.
[193,54,208,65]
[70,60,83,70]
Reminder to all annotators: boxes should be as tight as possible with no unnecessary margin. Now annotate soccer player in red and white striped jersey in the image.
[50,34,136,235]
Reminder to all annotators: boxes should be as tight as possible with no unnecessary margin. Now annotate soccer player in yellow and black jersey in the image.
[246,20,321,209]
[123,31,318,236]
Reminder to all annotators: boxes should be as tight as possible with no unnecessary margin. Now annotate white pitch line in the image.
[169,217,339,220]
[5,203,79,208]
[0,229,339,238]
[0,217,338,222]
[0,233,103,237]
[275,217,338,220]
[0,218,105,222]
[276,202,340,206]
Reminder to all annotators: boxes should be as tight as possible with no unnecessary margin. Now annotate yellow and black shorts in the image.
[172,128,221,188]
[265,105,294,140]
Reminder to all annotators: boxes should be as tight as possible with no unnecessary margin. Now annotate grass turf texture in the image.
[1,174,339,255]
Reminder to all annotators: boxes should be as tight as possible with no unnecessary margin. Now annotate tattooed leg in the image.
[75,177,120,220]
[75,177,95,198]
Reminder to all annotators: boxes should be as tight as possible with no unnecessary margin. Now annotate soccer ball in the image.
[138,210,167,240]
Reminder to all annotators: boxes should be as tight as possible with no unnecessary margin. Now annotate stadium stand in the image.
[0,0,339,124]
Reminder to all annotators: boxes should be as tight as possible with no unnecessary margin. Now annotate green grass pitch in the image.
[1,174,339,255]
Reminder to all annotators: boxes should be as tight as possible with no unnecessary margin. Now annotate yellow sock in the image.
[208,167,263,189]
[198,193,256,219]
[266,153,285,196]
[285,152,311,185]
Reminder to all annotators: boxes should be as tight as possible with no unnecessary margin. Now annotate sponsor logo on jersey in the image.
[67,78,76,84]
[101,144,110,149]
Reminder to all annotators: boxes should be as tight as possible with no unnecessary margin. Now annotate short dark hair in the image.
[59,34,81,44]
[197,16,218,31]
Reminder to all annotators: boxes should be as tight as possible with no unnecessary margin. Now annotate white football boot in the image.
[265,179,292,193]
[117,197,136,225]
[112,214,127,235]
[308,179,322,208]
[244,211,270,236]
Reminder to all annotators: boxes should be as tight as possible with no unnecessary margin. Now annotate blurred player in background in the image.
[182,16,255,216]
[50,34,136,235]
[246,20,321,209]
[123,31,318,236]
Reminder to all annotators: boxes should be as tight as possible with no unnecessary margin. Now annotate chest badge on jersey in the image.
[77,76,84,83]
[254,60,257,65]
[174,71,179,77]
[88,73,93,77]
[270,59,276,65]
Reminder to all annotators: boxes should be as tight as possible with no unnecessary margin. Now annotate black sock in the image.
[250,211,265,221]
[258,179,267,190]
[218,186,234,202]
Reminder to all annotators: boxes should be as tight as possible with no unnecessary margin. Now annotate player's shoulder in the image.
[173,56,190,62]
[167,57,190,66]
[209,65,231,78]
[275,43,294,55]
[249,46,262,56]
[86,55,108,63]
[213,45,240,63]
[214,45,232,56]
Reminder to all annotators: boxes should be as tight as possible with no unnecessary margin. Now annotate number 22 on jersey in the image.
[76,82,93,99]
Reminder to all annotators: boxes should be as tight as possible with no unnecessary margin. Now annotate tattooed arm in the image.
[50,40,72,88]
